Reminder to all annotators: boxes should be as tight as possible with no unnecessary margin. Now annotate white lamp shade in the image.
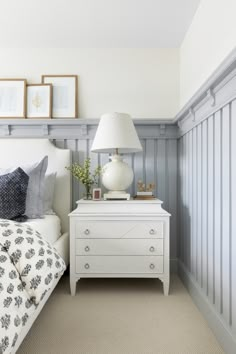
[91,112,142,153]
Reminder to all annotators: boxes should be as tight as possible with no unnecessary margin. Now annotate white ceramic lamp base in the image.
[102,154,133,200]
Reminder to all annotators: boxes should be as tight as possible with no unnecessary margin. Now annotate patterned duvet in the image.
[0,219,66,354]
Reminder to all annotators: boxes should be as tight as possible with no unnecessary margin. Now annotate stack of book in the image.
[133,191,156,200]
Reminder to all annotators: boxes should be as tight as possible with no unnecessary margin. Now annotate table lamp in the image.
[91,112,142,200]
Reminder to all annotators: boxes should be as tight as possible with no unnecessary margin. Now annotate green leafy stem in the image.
[66,158,101,188]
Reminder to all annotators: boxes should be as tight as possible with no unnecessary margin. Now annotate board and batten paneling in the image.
[177,53,236,353]
[54,133,178,262]
[0,119,178,263]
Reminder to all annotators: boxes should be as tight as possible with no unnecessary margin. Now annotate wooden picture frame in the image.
[41,75,78,118]
[0,79,26,118]
[27,84,52,119]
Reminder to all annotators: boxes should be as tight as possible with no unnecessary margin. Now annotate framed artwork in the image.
[27,84,52,119]
[0,79,26,118]
[41,75,78,118]
[92,188,102,201]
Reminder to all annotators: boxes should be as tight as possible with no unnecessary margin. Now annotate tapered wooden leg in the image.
[163,279,169,296]
[70,278,78,296]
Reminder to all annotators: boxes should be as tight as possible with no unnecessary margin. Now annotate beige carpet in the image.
[18,274,224,354]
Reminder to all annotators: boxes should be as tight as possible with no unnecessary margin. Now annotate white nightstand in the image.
[69,199,171,296]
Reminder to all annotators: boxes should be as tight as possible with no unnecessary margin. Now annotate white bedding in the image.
[25,215,61,245]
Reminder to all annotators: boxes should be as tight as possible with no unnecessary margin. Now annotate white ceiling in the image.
[0,0,200,48]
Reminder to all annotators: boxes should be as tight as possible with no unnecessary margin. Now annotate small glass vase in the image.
[83,185,92,200]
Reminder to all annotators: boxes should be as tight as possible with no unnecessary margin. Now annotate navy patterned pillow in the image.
[0,168,29,221]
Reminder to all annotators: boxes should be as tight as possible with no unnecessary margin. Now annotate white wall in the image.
[0,48,179,119]
[180,0,236,108]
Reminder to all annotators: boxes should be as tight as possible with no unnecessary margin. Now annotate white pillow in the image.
[0,156,48,218]
[43,172,57,215]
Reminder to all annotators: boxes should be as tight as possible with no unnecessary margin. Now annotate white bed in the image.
[0,138,71,353]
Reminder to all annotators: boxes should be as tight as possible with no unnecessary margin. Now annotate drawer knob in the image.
[149,229,155,235]
[149,263,155,270]
[84,229,90,235]
[84,263,90,269]
[149,246,155,252]
[84,246,90,252]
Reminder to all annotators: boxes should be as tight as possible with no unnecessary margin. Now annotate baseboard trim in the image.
[178,260,236,354]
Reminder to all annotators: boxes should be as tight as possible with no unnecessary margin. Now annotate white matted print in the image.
[42,75,78,118]
[0,79,26,118]
[27,84,52,118]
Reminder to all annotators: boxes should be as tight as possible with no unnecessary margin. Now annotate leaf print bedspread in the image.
[0,219,66,354]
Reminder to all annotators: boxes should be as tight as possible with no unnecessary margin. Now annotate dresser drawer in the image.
[75,239,163,256]
[76,256,163,274]
[75,221,163,239]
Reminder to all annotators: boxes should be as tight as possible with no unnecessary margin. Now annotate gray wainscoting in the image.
[177,49,236,353]
[0,119,178,262]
